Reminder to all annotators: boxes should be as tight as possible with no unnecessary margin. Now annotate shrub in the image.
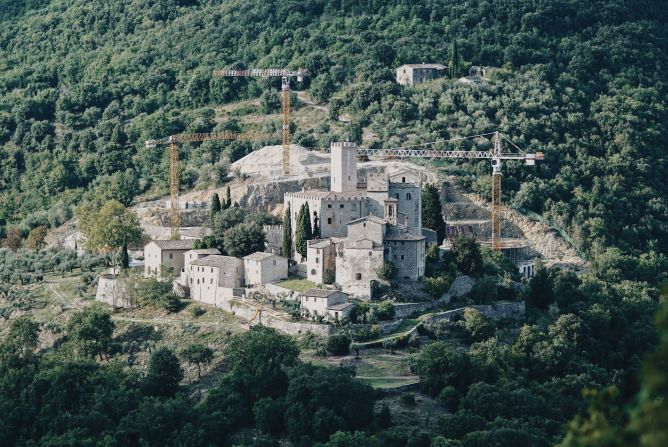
[161,294,183,313]
[461,309,495,343]
[326,334,351,356]
[189,305,205,317]
[376,261,396,281]
[424,274,453,298]
[400,393,416,407]
[323,269,335,285]
[439,386,461,412]
[373,301,395,321]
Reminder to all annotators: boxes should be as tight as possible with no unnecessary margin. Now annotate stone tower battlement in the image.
[330,141,358,193]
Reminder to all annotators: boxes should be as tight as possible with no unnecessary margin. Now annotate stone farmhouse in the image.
[396,63,447,86]
[286,142,428,298]
[188,255,244,306]
[301,289,353,322]
[144,239,195,277]
[243,252,288,286]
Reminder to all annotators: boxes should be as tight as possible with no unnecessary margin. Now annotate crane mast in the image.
[212,68,308,175]
[146,131,275,239]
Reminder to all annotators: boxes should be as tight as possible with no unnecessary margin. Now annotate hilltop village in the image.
[92,139,546,336]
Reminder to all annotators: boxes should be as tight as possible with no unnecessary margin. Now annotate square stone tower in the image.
[331,142,358,193]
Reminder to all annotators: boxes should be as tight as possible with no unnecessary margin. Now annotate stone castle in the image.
[285,142,433,298]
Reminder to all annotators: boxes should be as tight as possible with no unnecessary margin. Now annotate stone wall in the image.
[393,302,435,318]
[263,283,299,299]
[422,301,525,326]
[219,297,333,337]
[95,275,135,308]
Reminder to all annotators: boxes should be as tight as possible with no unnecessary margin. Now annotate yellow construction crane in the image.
[211,68,309,175]
[145,131,274,239]
[357,131,544,250]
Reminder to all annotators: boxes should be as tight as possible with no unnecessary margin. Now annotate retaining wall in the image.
[422,301,525,326]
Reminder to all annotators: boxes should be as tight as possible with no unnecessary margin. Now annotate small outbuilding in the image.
[243,252,288,286]
[301,289,353,322]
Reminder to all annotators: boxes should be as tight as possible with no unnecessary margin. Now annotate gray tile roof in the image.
[151,240,196,250]
[187,248,220,255]
[348,215,387,226]
[243,251,279,261]
[384,226,426,241]
[190,255,241,268]
[399,63,446,70]
[304,288,341,298]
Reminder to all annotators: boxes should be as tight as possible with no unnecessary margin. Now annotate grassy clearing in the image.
[275,278,317,293]
[358,377,418,388]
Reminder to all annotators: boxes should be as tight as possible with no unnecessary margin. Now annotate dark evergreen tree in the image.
[210,192,222,225]
[141,347,183,398]
[281,204,292,260]
[449,39,461,79]
[312,211,320,239]
[224,186,232,209]
[120,241,129,269]
[422,184,445,243]
[295,203,312,259]
[451,235,483,276]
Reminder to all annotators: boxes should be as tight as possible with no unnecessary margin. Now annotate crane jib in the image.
[356,149,530,160]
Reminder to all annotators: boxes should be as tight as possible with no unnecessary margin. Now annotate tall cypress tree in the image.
[303,202,313,241]
[422,183,445,243]
[312,211,320,239]
[120,241,129,269]
[210,193,221,225]
[224,185,232,209]
[295,203,312,259]
[449,39,461,79]
[281,204,293,260]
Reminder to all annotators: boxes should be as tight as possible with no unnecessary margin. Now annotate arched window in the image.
[406,193,412,200]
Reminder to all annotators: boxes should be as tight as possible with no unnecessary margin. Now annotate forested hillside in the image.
[0,0,667,283]
[1,2,668,446]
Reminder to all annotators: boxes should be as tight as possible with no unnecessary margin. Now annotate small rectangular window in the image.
[327,218,332,224]
[340,204,344,209]
[401,255,405,260]
[327,204,332,208]
[355,273,362,280]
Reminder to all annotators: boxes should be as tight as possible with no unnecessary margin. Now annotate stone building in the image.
[283,141,429,299]
[284,142,424,242]
[189,255,244,306]
[301,289,354,322]
[335,212,425,298]
[243,252,288,286]
[144,239,195,278]
[396,63,447,86]
[306,238,341,284]
[177,248,220,292]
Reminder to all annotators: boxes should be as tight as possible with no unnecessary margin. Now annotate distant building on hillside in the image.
[396,63,447,86]
[458,66,498,85]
